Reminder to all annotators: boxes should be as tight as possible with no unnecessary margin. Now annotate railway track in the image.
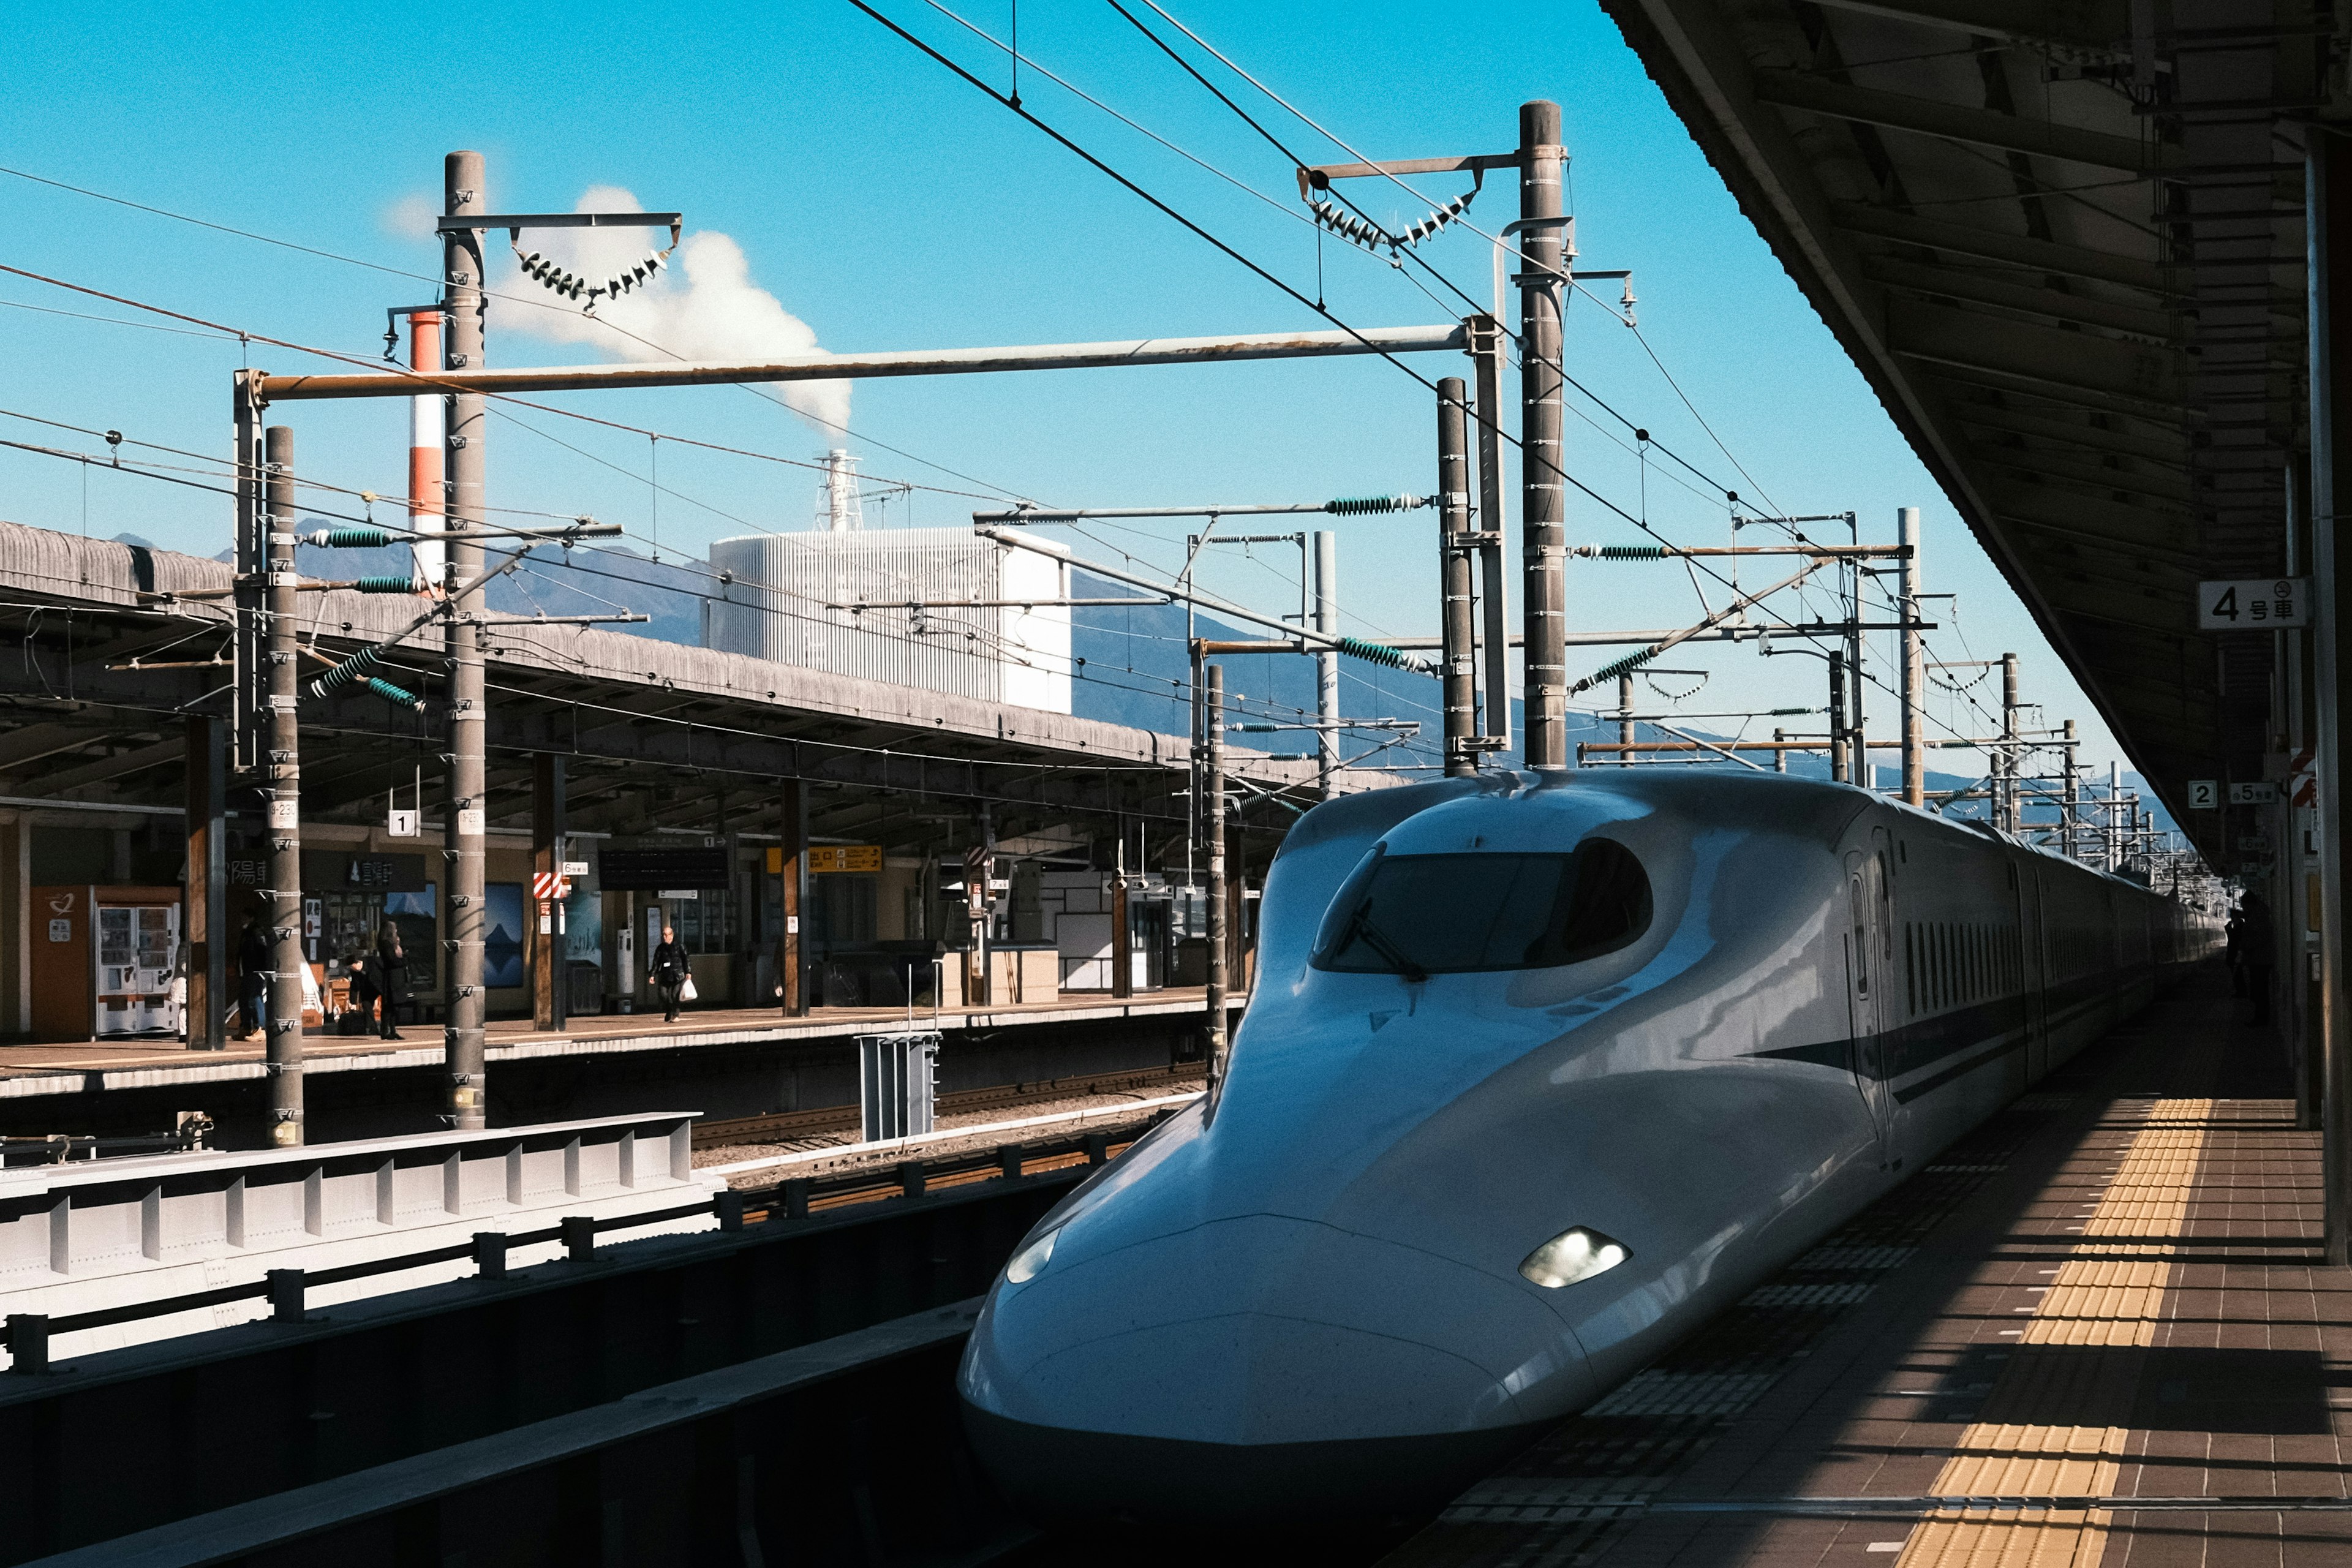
[693,1062,1206,1150]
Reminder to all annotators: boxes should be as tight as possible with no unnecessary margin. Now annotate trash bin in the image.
[566,960,603,1017]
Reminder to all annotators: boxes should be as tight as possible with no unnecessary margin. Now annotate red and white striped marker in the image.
[408,310,445,592]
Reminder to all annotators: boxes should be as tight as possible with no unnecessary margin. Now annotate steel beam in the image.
[257,326,1469,402]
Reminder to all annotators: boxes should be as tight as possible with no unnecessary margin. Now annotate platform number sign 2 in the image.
[2199,578,2309,629]
[2187,780,2219,810]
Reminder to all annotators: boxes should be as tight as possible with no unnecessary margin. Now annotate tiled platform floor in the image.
[1386,965,2341,1567]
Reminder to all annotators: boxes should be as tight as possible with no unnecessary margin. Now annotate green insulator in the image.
[1588,645,1662,686]
[363,677,423,709]
[306,643,382,699]
[1598,544,1668,560]
[309,527,393,549]
[353,575,417,594]
[1335,635,1409,669]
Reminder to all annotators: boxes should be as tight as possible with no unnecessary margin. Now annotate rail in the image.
[1,1112,1171,1374]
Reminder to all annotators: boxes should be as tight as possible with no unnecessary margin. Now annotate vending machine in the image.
[31,886,183,1041]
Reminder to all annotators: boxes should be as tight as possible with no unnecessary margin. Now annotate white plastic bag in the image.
[679,974,698,1003]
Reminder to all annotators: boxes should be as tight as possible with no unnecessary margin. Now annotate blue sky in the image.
[0,0,2128,783]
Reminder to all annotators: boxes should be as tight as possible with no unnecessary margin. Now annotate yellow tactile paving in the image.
[1893,1099,2212,1568]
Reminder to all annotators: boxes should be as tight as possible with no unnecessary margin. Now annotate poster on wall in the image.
[484,883,526,989]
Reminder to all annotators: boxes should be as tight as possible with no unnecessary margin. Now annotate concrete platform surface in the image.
[1385,963,2345,1568]
[0,989,1233,1101]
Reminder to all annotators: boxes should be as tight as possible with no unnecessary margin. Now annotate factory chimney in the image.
[820,449,864,532]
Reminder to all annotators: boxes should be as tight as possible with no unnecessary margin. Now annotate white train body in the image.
[959,771,2215,1526]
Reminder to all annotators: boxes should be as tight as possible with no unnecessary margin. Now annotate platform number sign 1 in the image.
[2187,780,2219,810]
[2198,577,2309,629]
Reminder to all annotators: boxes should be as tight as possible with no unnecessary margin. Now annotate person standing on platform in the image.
[235,910,273,1042]
[2239,892,2276,1025]
[651,924,688,1023]
[374,921,410,1041]
[2224,905,2246,993]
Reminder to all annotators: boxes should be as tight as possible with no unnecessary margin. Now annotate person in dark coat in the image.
[2239,892,2277,1025]
[373,921,411,1041]
[345,945,377,1037]
[2224,908,2245,993]
[650,924,688,1023]
[235,910,274,1041]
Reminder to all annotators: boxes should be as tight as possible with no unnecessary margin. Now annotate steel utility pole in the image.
[2062,720,2081,858]
[1828,649,1848,783]
[2000,653,2021,834]
[1314,531,1340,792]
[443,151,488,1131]
[1469,317,1512,758]
[1204,665,1229,1088]
[262,426,304,1145]
[1518,100,1569,769]
[1618,674,1637,768]
[1899,506,1925,807]
[1437,377,1478,777]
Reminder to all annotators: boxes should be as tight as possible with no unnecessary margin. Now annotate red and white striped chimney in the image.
[407,309,445,591]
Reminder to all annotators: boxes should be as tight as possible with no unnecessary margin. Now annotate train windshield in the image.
[1310,840,1652,978]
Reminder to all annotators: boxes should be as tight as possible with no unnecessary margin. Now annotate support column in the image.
[0,816,25,1037]
[1618,674,1636,768]
[1314,530,1340,793]
[262,426,304,1146]
[1517,100,1569,769]
[2000,653,2021,835]
[185,715,227,1050]
[443,150,489,1131]
[1204,665,1228,1085]
[2062,721,2081,859]
[531,753,565,1031]
[1829,649,1849,783]
[1111,826,1133,1001]
[778,778,807,1016]
[1899,506,1925,807]
[1438,378,1478,778]
[1469,317,1512,754]
[2309,127,2352,1263]
[2291,454,2324,1129]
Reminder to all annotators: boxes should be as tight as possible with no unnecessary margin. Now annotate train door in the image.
[1843,837,1897,1163]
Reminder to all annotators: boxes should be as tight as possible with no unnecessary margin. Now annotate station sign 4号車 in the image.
[2198,578,2309,629]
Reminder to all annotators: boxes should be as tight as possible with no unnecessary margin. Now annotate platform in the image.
[0,989,1228,1098]
[1387,963,2343,1568]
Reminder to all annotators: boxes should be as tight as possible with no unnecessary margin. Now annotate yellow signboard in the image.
[808,845,883,874]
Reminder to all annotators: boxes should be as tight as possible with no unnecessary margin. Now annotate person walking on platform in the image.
[651,924,689,1023]
[2239,892,2276,1025]
[235,910,273,1042]
[374,922,410,1041]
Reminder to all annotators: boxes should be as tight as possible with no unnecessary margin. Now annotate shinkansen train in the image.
[959,769,2217,1528]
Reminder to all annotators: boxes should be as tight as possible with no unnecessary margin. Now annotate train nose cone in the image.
[960,1214,1590,1528]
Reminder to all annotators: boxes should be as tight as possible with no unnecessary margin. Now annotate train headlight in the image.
[1518,1226,1630,1289]
[1005,1226,1061,1284]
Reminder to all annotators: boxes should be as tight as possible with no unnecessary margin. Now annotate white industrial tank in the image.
[704,527,1071,713]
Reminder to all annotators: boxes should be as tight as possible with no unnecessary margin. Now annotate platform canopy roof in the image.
[1601,0,2321,864]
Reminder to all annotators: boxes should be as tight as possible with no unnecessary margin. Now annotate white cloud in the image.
[496,186,848,438]
[380,192,439,240]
